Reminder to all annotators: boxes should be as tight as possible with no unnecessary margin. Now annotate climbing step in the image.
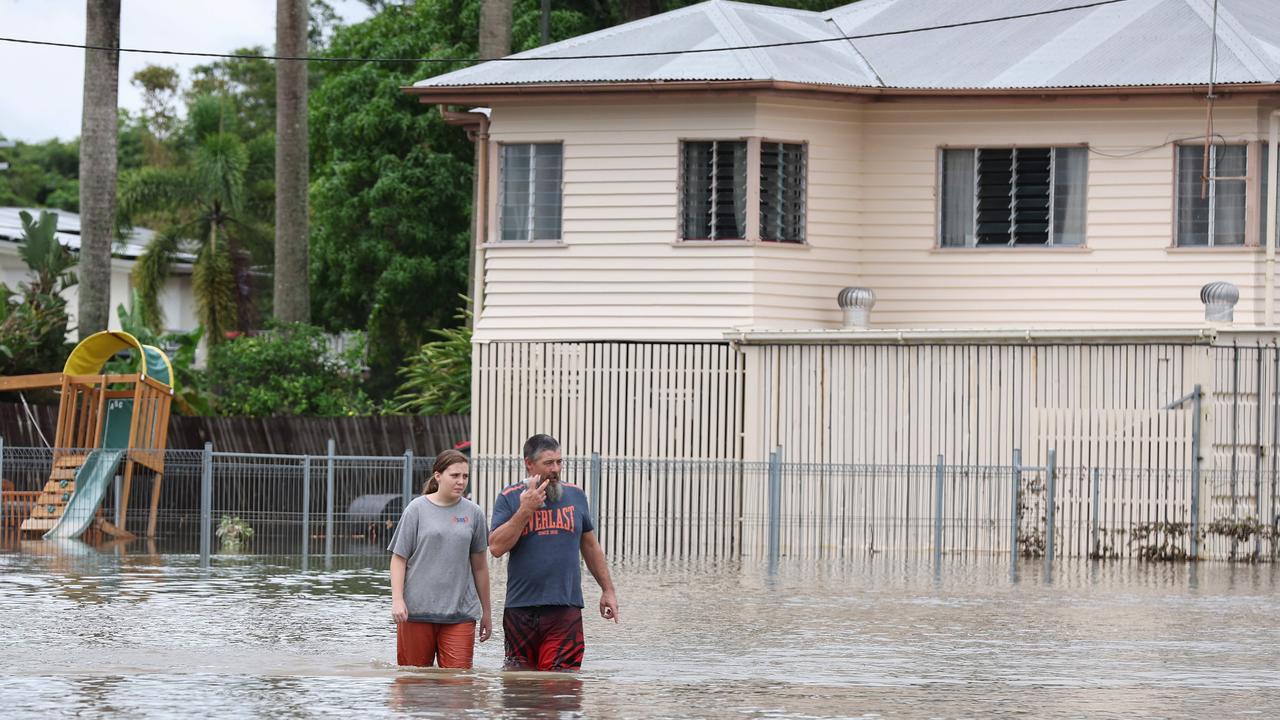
[19,518,58,532]
[54,455,89,469]
[37,490,75,506]
[29,503,66,519]
[42,479,77,495]
[50,467,77,480]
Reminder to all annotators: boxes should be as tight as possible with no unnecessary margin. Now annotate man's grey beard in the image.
[545,480,562,503]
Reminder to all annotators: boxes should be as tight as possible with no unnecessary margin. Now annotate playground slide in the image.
[42,449,127,540]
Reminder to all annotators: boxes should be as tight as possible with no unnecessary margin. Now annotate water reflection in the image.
[501,674,584,717]
[387,673,483,714]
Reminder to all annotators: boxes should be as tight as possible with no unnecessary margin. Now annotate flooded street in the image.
[1,544,1278,718]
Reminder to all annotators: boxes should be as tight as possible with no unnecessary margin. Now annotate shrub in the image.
[207,322,372,416]
[389,302,471,415]
[0,210,76,376]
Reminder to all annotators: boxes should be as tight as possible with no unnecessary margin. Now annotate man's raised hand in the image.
[519,475,549,511]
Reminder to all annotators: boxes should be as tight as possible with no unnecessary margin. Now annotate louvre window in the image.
[680,140,748,240]
[759,142,806,243]
[499,143,563,242]
[1175,144,1247,247]
[939,147,1087,247]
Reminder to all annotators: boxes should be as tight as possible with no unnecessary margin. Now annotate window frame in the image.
[676,136,810,246]
[934,144,1090,250]
[758,137,809,245]
[1171,140,1270,249]
[495,140,565,244]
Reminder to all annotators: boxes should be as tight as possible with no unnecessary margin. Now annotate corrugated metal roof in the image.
[414,0,1280,91]
[0,207,193,265]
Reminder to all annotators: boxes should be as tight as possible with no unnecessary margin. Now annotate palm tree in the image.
[77,0,122,339]
[274,0,310,323]
[120,128,268,343]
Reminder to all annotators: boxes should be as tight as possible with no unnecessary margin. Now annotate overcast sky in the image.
[0,0,374,143]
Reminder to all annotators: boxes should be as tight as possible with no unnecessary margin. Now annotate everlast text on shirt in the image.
[523,507,576,536]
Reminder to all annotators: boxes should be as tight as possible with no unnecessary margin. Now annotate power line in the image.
[0,0,1132,66]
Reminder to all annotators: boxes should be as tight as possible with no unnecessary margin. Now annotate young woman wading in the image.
[388,449,492,667]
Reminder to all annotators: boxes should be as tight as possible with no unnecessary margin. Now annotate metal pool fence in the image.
[1,439,1276,565]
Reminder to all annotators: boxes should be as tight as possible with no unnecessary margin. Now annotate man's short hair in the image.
[523,434,561,462]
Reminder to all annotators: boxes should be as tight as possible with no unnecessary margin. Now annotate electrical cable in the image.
[0,0,1134,66]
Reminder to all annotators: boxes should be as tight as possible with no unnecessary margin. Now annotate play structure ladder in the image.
[20,454,91,533]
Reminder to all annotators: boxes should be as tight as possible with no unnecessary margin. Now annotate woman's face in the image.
[434,462,469,502]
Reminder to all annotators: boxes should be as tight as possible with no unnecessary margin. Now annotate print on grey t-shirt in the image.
[388,496,489,623]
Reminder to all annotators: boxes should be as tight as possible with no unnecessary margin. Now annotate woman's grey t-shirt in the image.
[388,496,488,623]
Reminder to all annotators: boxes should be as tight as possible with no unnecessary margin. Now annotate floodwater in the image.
[1,544,1278,719]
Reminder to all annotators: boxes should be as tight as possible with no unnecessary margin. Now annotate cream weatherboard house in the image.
[408,0,1280,504]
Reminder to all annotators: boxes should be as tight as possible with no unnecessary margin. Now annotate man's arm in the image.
[580,531,619,622]
[489,476,549,557]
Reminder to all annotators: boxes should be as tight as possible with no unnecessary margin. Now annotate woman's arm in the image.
[470,552,492,641]
[390,553,408,624]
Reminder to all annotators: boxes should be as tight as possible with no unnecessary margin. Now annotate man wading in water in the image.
[489,434,619,671]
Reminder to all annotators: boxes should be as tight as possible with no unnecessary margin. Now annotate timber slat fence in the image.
[2,443,1275,564]
[0,403,467,455]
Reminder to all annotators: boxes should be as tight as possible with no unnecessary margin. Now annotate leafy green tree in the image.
[206,322,372,416]
[308,0,479,398]
[120,126,271,342]
[0,211,77,375]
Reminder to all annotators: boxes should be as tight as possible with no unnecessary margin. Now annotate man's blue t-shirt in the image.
[491,480,595,609]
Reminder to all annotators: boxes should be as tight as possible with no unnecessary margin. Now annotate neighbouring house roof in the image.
[0,207,194,268]
[412,0,1280,93]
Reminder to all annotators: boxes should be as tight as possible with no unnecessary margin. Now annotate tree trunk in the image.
[77,0,121,339]
[479,0,513,60]
[274,0,311,324]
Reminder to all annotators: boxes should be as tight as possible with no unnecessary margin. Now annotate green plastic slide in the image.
[42,449,126,540]
[42,398,134,540]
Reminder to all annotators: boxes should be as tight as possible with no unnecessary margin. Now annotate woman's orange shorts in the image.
[396,620,477,668]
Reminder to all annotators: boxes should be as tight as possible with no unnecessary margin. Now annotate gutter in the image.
[403,79,1280,104]
[723,327,1221,346]
[1267,109,1280,325]
[440,107,491,327]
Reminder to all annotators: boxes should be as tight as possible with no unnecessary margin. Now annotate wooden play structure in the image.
[0,331,174,540]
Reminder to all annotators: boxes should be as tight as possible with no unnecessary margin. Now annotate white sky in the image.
[0,0,374,143]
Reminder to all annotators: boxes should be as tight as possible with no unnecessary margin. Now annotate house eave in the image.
[404,79,1280,105]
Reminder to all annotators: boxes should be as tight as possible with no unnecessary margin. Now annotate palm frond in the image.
[193,225,239,343]
[195,133,249,216]
[117,166,199,222]
[130,229,183,330]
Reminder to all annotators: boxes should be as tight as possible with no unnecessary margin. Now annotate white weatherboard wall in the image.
[0,248,198,337]
[479,99,758,341]
[856,98,1276,329]
[475,95,1278,341]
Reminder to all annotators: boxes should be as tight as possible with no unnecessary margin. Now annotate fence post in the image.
[1045,448,1057,565]
[301,456,311,565]
[402,450,414,508]
[114,474,123,528]
[1011,448,1021,566]
[933,454,944,561]
[0,430,5,532]
[325,438,335,566]
[199,441,212,569]
[0,437,6,536]
[1191,384,1202,560]
[767,447,781,568]
[589,452,602,538]
[1090,467,1101,558]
